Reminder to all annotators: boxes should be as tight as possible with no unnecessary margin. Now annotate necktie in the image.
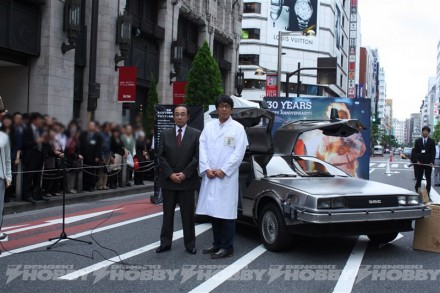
[177,128,182,147]
[423,139,426,146]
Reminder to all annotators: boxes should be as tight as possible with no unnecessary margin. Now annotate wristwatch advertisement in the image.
[294,0,314,30]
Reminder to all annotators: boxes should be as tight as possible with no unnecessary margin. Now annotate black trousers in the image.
[159,189,196,249]
[415,165,432,195]
[211,217,236,251]
[83,161,97,190]
[23,160,43,200]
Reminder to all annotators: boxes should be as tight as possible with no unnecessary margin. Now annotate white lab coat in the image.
[196,116,248,219]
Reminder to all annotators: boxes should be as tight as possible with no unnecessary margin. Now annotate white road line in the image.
[1,224,29,231]
[5,209,122,235]
[391,164,398,168]
[369,163,375,167]
[0,210,173,258]
[189,245,267,293]
[369,168,375,174]
[377,163,386,168]
[332,236,368,293]
[59,223,212,281]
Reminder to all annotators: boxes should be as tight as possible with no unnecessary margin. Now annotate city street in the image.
[0,155,439,292]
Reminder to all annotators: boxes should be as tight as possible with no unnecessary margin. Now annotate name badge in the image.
[90,140,96,145]
[421,150,426,154]
[224,136,235,147]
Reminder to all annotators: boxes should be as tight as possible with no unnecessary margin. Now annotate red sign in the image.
[118,66,137,103]
[265,74,278,97]
[173,81,187,104]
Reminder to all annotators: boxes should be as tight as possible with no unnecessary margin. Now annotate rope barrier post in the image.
[121,157,127,187]
[15,160,23,201]
[77,160,83,193]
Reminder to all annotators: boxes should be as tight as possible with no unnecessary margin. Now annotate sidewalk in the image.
[3,181,155,215]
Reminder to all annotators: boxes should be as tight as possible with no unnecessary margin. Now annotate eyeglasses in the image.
[218,104,231,110]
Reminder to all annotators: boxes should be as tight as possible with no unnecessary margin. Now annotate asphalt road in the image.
[0,155,439,292]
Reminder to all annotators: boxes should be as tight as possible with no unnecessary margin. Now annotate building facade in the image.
[392,118,406,145]
[359,47,378,115]
[0,0,242,126]
[239,0,352,100]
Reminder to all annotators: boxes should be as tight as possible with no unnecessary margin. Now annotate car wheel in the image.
[367,232,398,244]
[258,203,293,251]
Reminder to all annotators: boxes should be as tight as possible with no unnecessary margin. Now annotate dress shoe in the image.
[211,248,233,259]
[186,248,197,254]
[24,197,36,204]
[155,246,171,253]
[202,246,220,254]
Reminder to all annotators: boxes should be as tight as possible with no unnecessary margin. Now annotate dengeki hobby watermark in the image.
[4,264,440,284]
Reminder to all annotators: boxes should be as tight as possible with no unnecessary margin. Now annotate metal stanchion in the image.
[77,160,83,193]
[15,160,23,201]
[121,157,127,187]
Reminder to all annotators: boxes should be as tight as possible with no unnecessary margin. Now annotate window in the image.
[243,2,261,14]
[341,55,344,67]
[342,16,345,28]
[341,35,344,48]
[241,28,260,40]
[244,79,266,89]
[239,54,260,65]
[340,74,343,87]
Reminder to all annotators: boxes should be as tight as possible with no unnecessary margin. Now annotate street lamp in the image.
[115,10,132,70]
[276,26,316,96]
[61,0,81,54]
[235,68,244,97]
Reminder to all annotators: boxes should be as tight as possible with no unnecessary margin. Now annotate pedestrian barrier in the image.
[10,158,155,202]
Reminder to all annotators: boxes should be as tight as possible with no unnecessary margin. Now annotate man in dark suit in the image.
[156,104,200,255]
[414,126,435,201]
[79,121,102,192]
[21,112,45,203]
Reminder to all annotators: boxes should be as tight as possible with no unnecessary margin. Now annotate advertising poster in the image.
[267,0,319,50]
[264,97,371,179]
[266,74,278,97]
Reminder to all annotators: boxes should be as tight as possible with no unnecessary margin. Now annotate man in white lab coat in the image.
[196,95,248,259]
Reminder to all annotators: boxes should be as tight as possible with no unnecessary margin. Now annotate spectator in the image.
[108,127,125,189]
[21,112,46,203]
[97,122,111,190]
[134,130,149,185]
[0,114,14,202]
[79,121,102,192]
[121,125,135,187]
[65,124,82,193]
[42,128,64,197]
[54,122,67,151]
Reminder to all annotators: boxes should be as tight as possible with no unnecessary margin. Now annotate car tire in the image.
[367,232,398,244]
[258,203,293,251]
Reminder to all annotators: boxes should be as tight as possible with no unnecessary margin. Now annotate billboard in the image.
[266,74,278,97]
[267,0,319,50]
[264,97,371,179]
[117,66,136,103]
[348,0,358,98]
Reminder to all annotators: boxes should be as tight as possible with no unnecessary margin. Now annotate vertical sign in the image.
[265,74,278,97]
[172,81,187,104]
[348,0,357,98]
[118,66,137,103]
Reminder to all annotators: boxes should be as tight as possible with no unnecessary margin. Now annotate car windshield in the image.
[253,155,349,178]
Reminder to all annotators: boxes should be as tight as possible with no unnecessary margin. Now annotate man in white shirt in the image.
[0,130,12,243]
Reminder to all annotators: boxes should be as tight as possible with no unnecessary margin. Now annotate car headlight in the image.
[407,195,420,205]
[397,195,420,205]
[318,199,331,209]
[397,196,407,205]
[318,198,345,209]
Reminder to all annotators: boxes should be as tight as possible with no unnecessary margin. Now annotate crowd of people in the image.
[0,110,154,204]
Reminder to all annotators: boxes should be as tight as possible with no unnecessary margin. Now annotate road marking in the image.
[1,224,29,231]
[377,163,386,168]
[369,168,375,174]
[59,224,211,281]
[369,163,375,167]
[0,210,173,258]
[5,209,122,235]
[189,245,267,293]
[391,164,398,168]
[332,236,368,293]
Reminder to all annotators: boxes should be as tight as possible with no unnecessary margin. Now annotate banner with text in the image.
[118,66,137,103]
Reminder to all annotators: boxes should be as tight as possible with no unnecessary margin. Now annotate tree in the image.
[185,41,223,110]
[370,123,381,148]
[145,78,158,134]
[433,121,440,142]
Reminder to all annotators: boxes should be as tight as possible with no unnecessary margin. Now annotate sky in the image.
[358,0,440,120]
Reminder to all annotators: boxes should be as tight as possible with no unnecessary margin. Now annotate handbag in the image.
[126,151,134,168]
[133,157,139,170]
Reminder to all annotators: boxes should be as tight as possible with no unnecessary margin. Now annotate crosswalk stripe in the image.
[378,163,386,168]
[391,164,398,168]
[369,163,375,167]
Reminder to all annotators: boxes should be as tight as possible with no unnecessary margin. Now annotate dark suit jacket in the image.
[79,132,103,163]
[158,126,200,190]
[414,137,435,164]
[21,124,44,167]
